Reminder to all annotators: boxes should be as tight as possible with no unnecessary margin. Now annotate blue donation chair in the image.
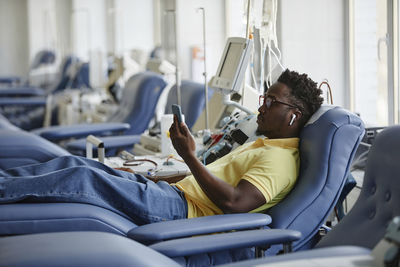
[127,105,365,263]
[0,232,181,267]
[261,105,365,253]
[65,79,212,155]
[0,105,364,266]
[100,71,167,136]
[29,49,56,71]
[0,55,80,100]
[0,49,56,88]
[164,80,214,130]
[214,124,400,267]
[0,72,169,168]
[0,129,70,169]
[32,71,166,143]
[0,71,167,158]
[64,71,168,155]
[0,56,87,130]
[0,111,129,165]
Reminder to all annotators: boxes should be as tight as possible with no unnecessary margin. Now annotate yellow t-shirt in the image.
[174,137,300,218]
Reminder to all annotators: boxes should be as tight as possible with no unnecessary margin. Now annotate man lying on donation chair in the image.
[0,69,323,226]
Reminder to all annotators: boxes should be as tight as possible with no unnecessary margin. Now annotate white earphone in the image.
[289,114,297,126]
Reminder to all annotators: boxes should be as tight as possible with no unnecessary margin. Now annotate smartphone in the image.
[171,104,183,124]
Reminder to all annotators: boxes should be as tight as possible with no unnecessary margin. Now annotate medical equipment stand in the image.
[197,7,209,130]
[166,9,182,107]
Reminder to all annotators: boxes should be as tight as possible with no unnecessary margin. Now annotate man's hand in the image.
[169,115,196,159]
[169,115,266,214]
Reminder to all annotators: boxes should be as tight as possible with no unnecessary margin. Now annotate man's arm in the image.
[169,116,266,213]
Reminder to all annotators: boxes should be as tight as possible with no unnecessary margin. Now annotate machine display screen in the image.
[219,43,243,80]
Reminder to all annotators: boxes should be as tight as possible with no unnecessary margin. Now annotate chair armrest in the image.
[0,87,45,96]
[66,135,141,152]
[149,229,301,257]
[32,123,130,141]
[128,213,271,244]
[0,232,180,267]
[0,97,47,106]
[0,203,136,236]
[0,76,21,85]
[218,246,371,266]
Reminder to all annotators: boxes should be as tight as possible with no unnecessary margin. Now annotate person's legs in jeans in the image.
[0,156,187,225]
[2,155,125,178]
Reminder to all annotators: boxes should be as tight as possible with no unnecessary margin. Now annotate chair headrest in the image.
[30,50,56,70]
[108,71,167,135]
[304,104,336,126]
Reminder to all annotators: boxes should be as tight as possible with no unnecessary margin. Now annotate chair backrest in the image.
[30,50,56,70]
[50,55,80,94]
[265,105,365,253]
[316,125,400,249]
[0,56,81,130]
[0,129,70,169]
[108,71,167,135]
[70,62,90,89]
[164,80,214,130]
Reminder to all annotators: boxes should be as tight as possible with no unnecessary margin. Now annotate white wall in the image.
[279,0,347,107]
[225,0,246,39]
[0,0,348,99]
[54,0,72,57]
[0,0,29,77]
[27,0,58,63]
[113,0,154,54]
[0,0,156,77]
[175,0,226,80]
[72,0,108,61]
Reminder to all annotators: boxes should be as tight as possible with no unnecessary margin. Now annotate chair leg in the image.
[255,247,265,258]
[283,242,292,253]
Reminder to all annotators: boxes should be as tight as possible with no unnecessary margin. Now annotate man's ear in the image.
[294,110,303,120]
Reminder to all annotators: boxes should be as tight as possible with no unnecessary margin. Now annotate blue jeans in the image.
[0,156,188,225]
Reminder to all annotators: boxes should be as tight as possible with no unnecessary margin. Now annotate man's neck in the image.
[265,131,299,139]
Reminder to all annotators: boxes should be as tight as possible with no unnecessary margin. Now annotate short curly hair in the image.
[276,69,324,125]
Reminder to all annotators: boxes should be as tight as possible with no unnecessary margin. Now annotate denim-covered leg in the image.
[2,155,127,178]
[0,165,187,225]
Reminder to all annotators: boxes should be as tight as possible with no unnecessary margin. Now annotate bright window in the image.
[352,0,386,126]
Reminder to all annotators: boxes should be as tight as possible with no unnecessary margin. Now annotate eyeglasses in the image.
[259,95,301,112]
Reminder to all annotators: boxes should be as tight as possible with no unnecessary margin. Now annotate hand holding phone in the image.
[171,104,183,124]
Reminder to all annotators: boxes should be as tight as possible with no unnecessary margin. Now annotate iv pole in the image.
[166,9,181,107]
[197,7,209,130]
[241,0,252,106]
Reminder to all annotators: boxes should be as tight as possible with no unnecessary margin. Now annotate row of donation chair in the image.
[0,49,56,88]
[0,57,90,131]
[0,71,212,165]
[3,104,398,266]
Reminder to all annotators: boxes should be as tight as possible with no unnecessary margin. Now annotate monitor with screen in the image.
[209,37,252,94]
